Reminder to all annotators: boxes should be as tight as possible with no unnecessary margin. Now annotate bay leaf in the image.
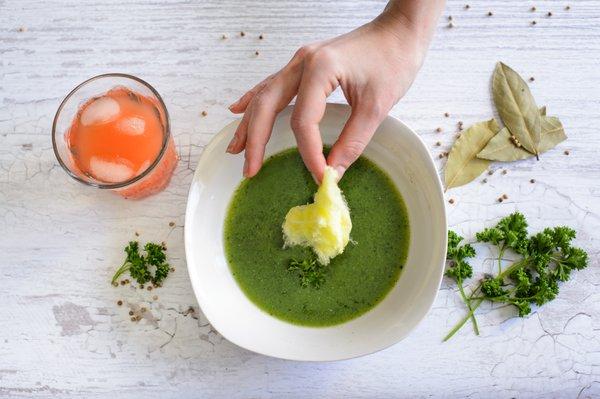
[445,118,499,189]
[493,62,541,156]
[477,115,567,161]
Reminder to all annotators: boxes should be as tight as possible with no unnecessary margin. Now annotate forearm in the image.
[377,0,445,52]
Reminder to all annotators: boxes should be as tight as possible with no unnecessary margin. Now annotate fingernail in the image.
[226,136,237,153]
[333,166,345,181]
[310,172,319,184]
[228,100,240,111]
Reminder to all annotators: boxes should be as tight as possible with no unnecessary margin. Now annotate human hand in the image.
[227,3,441,181]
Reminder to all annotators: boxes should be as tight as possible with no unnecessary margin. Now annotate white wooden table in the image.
[1,1,599,397]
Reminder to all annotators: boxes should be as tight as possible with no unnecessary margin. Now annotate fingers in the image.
[327,104,386,179]
[290,71,334,182]
[240,73,303,177]
[229,75,273,114]
[226,108,251,154]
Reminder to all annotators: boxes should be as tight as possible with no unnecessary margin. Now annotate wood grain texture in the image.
[1,0,600,397]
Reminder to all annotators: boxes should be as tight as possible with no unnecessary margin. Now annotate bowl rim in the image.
[184,103,447,361]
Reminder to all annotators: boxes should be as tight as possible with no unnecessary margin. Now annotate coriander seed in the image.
[502,194,508,199]
[487,11,493,16]
[530,179,536,183]
[448,199,455,204]
[152,295,158,301]
[117,300,123,306]
[221,34,227,40]
[240,31,245,37]
[531,6,536,11]
[564,150,570,155]
[531,20,537,25]
[259,34,264,39]
[435,127,442,133]
[435,141,441,146]
[498,197,504,203]
[465,5,470,10]
[482,178,488,183]
[547,11,552,17]
[529,77,535,82]
[502,169,507,175]
[444,112,450,117]
[169,221,175,227]
[201,110,207,117]
[565,5,570,10]
[448,22,454,28]
[147,286,153,291]
[129,310,134,316]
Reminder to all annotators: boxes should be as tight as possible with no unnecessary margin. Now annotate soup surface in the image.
[224,148,410,326]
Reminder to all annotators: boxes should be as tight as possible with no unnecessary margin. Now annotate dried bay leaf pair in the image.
[478,107,567,161]
[445,62,567,189]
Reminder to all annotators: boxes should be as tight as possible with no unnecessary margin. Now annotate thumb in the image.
[327,105,385,179]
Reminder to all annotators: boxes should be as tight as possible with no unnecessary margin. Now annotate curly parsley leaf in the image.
[288,257,327,289]
[111,241,170,286]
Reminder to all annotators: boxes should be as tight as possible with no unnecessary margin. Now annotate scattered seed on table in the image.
[565,5,570,10]
[448,199,455,204]
[488,170,494,175]
[112,282,119,287]
[221,34,227,40]
[435,141,441,146]
[448,15,453,21]
[464,4,470,10]
[498,197,504,203]
[531,20,537,25]
[447,22,454,28]
[141,307,147,313]
[117,300,123,306]
[128,310,134,316]
[255,50,260,56]
[17,27,27,32]
[529,77,535,82]
[240,31,245,37]
[140,284,144,289]
[547,11,552,17]
[435,127,442,133]
[135,231,139,237]
[487,11,493,16]
[444,112,450,117]
[530,178,536,183]
[120,280,126,286]
[147,286,153,291]
[259,34,264,40]
[201,110,207,117]
[502,169,507,175]
[130,317,136,322]
[530,6,536,11]
[564,150,570,155]
[169,221,175,227]
[482,178,488,184]
[152,295,159,301]
[444,152,449,157]
[438,154,444,159]
[502,194,508,200]
[171,267,175,272]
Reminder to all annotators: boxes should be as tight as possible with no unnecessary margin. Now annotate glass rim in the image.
[52,72,172,190]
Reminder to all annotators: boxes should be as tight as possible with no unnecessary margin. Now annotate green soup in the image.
[224,148,410,326]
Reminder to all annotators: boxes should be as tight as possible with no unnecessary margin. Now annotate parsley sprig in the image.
[111,241,170,286]
[444,212,588,341]
[288,257,327,289]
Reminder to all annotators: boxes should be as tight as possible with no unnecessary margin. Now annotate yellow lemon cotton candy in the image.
[282,166,352,265]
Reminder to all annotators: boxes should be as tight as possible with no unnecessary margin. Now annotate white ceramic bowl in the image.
[185,103,447,361]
